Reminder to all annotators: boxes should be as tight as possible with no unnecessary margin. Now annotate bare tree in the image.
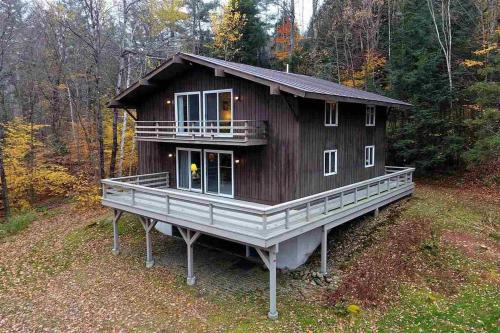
[427,0,453,95]
[60,0,113,180]
[0,0,23,217]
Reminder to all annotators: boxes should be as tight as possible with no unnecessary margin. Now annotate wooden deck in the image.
[101,166,415,248]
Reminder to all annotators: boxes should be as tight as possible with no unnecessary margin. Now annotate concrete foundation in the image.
[276,227,325,269]
[155,221,173,236]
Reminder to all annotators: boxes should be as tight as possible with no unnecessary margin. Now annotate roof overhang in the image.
[108,53,412,110]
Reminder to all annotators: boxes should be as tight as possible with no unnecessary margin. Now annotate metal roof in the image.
[109,52,411,108]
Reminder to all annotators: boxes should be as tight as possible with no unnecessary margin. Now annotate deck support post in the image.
[177,227,201,286]
[111,210,123,255]
[374,207,380,217]
[255,245,279,320]
[320,226,328,275]
[139,217,157,268]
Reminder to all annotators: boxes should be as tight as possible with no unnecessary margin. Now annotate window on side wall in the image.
[324,150,337,176]
[366,105,376,126]
[324,101,338,126]
[365,145,375,168]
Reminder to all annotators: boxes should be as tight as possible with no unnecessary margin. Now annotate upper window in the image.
[324,150,337,176]
[365,145,375,168]
[366,105,376,126]
[203,89,233,134]
[175,92,201,133]
[324,101,338,126]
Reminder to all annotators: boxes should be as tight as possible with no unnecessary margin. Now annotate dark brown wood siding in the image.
[296,100,387,197]
[136,65,300,205]
[135,64,388,204]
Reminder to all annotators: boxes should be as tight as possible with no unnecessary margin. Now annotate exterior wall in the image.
[135,64,388,204]
[296,100,387,197]
[136,64,300,205]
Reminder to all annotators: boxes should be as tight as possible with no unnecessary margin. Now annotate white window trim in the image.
[203,149,234,198]
[202,89,234,136]
[365,105,376,126]
[174,91,201,134]
[324,101,338,127]
[324,149,338,176]
[365,145,375,168]
[176,147,203,192]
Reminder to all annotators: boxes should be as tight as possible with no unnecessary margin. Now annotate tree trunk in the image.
[0,92,10,218]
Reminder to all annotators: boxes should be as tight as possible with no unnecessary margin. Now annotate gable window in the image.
[175,92,201,133]
[366,105,376,126]
[324,150,337,176]
[324,101,338,126]
[203,89,233,135]
[365,145,375,167]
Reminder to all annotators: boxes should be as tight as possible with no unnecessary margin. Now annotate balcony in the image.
[134,120,268,146]
[101,167,415,247]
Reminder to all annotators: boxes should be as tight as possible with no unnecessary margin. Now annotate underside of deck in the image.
[101,166,414,319]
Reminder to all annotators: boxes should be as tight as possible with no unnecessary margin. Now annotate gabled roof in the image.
[109,52,411,109]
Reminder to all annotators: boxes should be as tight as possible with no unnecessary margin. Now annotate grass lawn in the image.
[0,182,498,332]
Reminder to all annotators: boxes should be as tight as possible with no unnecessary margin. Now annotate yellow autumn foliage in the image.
[3,117,76,210]
[342,50,386,88]
[210,0,247,61]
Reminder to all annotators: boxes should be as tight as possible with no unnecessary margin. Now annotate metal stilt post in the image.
[186,230,196,285]
[374,207,380,217]
[177,227,201,286]
[140,217,157,268]
[320,226,328,275]
[268,245,279,320]
[111,210,122,255]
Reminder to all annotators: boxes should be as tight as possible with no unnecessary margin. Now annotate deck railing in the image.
[135,120,268,142]
[102,166,414,236]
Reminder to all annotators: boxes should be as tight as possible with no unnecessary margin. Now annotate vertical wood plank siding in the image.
[297,100,387,197]
[136,64,387,204]
[137,65,299,205]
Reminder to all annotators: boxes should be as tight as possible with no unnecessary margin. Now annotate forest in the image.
[0,0,498,218]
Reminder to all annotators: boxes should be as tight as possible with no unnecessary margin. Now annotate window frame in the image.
[174,91,201,134]
[365,145,375,168]
[365,105,376,126]
[324,101,338,127]
[176,147,203,192]
[202,89,234,136]
[324,149,338,176]
[203,149,234,198]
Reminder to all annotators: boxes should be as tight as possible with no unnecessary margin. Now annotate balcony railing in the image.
[134,120,268,145]
[102,167,415,242]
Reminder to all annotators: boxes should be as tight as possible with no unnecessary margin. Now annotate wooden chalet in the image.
[103,52,414,319]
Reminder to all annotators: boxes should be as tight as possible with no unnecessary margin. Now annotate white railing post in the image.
[166,195,170,214]
[156,122,159,138]
[306,202,310,221]
[285,208,290,229]
[131,188,136,206]
[102,183,107,199]
[324,197,328,214]
[209,203,214,225]
[377,181,381,195]
[354,188,358,204]
[262,214,268,233]
[244,121,249,141]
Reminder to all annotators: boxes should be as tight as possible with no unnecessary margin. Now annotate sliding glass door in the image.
[203,89,233,135]
[176,148,202,192]
[204,150,233,197]
[175,92,200,133]
[177,148,233,198]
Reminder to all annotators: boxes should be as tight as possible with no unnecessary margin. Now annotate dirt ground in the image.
[0,182,498,332]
